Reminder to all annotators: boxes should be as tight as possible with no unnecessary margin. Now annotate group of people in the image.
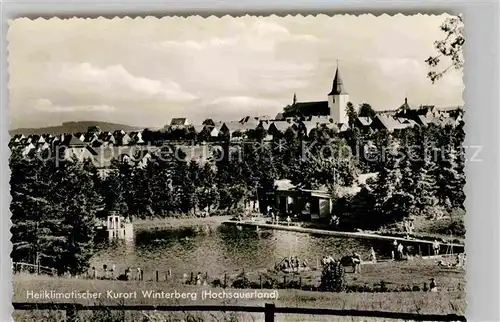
[182,272,208,285]
[403,219,415,235]
[93,265,145,281]
[321,255,337,266]
[267,205,295,226]
[279,255,308,271]
[321,251,364,274]
[391,239,406,260]
[437,253,466,269]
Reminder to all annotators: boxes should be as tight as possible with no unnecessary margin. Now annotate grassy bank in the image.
[13,290,465,322]
[132,215,233,230]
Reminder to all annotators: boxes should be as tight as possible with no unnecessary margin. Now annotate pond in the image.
[90,224,399,279]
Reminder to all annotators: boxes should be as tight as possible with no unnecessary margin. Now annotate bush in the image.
[448,220,466,236]
[211,278,223,288]
[437,217,465,237]
[319,262,347,292]
[211,207,245,218]
[232,274,251,289]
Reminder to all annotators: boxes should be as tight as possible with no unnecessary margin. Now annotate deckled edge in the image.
[4,12,465,319]
[7,12,457,22]
[3,12,13,322]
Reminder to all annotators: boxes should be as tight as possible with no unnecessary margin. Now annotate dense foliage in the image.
[10,116,465,275]
[10,151,100,275]
[426,14,464,83]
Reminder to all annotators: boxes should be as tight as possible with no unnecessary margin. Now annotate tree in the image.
[425,14,464,83]
[10,150,53,268]
[358,103,377,119]
[246,127,267,142]
[141,128,154,144]
[87,125,101,134]
[346,102,358,128]
[50,159,100,275]
[10,151,99,276]
[289,138,356,191]
[197,162,220,213]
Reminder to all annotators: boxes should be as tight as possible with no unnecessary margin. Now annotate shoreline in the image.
[129,213,465,244]
[223,220,465,248]
[132,215,233,230]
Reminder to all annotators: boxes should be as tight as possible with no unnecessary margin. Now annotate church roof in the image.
[283,101,329,117]
[328,66,347,95]
[399,97,411,110]
[61,135,86,147]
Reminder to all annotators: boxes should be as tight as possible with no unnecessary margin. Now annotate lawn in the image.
[12,258,466,322]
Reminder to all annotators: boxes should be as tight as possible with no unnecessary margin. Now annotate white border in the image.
[2,1,499,321]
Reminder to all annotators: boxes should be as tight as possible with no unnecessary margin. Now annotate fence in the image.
[12,302,466,322]
[12,262,57,276]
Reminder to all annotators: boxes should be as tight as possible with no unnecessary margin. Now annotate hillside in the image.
[9,121,143,136]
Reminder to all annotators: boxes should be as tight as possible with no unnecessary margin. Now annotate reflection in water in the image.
[91,225,391,278]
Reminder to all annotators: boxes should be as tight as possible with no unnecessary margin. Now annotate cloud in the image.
[56,63,197,102]
[8,15,464,129]
[34,98,116,113]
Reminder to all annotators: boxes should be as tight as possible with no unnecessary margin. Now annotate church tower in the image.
[328,63,349,124]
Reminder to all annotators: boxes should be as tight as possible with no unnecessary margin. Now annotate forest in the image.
[10,117,466,275]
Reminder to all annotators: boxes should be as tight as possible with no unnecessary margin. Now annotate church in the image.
[277,64,463,132]
[280,64,350,124]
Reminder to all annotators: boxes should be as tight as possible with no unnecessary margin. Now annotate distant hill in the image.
[9,121,144,136]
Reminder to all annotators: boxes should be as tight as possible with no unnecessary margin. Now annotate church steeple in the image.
[327,60,350,124]
[328,61,347,95]
[400,95,410,110]
[293,92,297,105]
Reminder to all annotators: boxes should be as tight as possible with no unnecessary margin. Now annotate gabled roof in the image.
[193,125,206,133]
[417,115,430,125]
[240,116,271,124]
[170,118,188,126]
[258,120,272,130]
[300,121,319,135]
[308,115,332,124]
[373,115,413,130]
[269,121,293,132]
[283,101,329,117]
[61,135,86,147]
[221,121,257,133]
[357,116,372,126]
[338,123,350,132]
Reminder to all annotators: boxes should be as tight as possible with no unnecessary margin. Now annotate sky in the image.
[8,14,464,129]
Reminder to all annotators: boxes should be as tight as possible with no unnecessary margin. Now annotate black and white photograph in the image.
[9,13,466,321]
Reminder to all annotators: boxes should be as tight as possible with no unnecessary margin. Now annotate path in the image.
[222,220,465,248]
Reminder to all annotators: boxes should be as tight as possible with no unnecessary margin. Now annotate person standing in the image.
[397,243,404,260]
[432,240,440,255]
[352,251,362,274]
[409,220,414,234]
[370,247,377,263]
[429,278,438,292]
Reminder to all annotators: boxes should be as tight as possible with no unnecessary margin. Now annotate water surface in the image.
[91,224,394,278]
